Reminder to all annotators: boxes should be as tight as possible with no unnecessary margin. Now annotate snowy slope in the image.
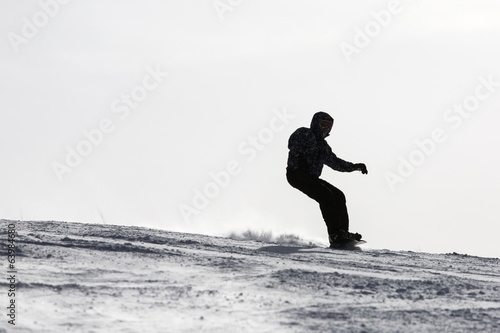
[2,219,500,332]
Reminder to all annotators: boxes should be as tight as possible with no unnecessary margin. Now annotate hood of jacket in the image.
[310,111,334,139]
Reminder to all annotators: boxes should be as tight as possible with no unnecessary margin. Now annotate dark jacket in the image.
[287,112,357,177]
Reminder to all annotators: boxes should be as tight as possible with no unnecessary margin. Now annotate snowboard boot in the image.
[329,229,362,247]
[350,231,362,241]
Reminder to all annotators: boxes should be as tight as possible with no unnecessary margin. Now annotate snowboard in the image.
[329,239,366,250]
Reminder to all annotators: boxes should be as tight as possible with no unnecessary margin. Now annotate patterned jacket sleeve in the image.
[324,145,357,172]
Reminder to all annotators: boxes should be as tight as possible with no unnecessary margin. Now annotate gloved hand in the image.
[355,163,368,174]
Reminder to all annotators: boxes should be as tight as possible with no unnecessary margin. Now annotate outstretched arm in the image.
[325,148,368,174]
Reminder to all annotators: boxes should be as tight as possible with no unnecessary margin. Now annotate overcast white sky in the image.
[1,0,500,258]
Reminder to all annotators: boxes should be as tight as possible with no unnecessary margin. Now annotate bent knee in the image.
[329,188,346,204]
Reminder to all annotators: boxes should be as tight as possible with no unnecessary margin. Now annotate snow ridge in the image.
[3,219,500,332]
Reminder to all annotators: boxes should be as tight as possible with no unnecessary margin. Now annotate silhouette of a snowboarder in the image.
[286,112,367,246]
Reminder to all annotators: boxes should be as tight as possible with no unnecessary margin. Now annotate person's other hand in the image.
[356,163,368,174]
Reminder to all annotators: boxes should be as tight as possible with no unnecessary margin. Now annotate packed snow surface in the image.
[2,220,500,332]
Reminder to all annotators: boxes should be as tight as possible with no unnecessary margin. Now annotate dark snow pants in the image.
[286,168,349,235]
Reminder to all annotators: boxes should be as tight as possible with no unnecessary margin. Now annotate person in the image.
[286,111,367,247]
